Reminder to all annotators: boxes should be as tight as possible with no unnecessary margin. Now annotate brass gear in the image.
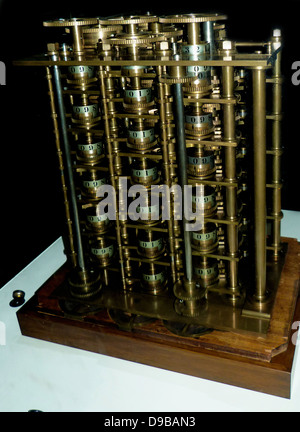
[159,74,196,84]
[98,15,158,26]
[43,17,99,27]
[159,13,227,24]
[106,32,166,45]
[153,25,183,39]
[82,25,123,34]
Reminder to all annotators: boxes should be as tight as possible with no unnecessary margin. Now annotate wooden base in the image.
[17,237,300,399]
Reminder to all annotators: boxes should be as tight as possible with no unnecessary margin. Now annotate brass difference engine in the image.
[15,13,300,398]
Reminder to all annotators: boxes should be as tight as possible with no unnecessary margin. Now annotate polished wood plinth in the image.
[17,237,300,398]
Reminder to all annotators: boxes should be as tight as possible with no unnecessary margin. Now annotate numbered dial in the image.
[186,64,211,79]
[130,159,159,186]
[127,124,157,152]
[184,63,212,97]
[140,263,167,294]
[73,103,99,118]
[136,204,160,224]
[185,112,214,138]
[76,139,104,165]
[137,230,165,259]
[128,192,161,225]
[186,148,215,178]
[72,102,101,127]
[193,258,219,288]
[124,88,152,104]
[192,185,217,216]
[67,66,98,89]
[192,223,218,252]
[68,65,95,80]
[85,204,110,233]
[90,238,114,267]
[80,169,107,199]
[181,43,208,56]
[123,88,154,113]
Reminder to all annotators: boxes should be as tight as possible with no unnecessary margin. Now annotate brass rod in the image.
[187,22,201,45]
[235,42,267,47]
[98,66,127,289]
[52,62,86,272]
[203,21,215,55]
[252,67,267,301]
[157,76,177,283]
[270,32,283,259]
[45,66,77,268]
[173,82,193,282]
[72,24,84,57]
[222,66,239,295]
[14,58,273,68]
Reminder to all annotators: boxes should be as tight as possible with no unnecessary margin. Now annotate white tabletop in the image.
[0,210,300,412]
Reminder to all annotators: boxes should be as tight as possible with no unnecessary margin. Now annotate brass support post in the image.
[203,21,215,55]
[52,62,86,274]
[222,66,240,298]
[270,30,283,260]
[45,66,77,268]
[72,23,85,57]
[252,67,267,302]
[157,75,177,283]
[187,22,201,45]
[98,67,127,289]
[173,82,193,282]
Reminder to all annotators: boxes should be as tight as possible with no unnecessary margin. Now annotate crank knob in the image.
[9,290,25,307]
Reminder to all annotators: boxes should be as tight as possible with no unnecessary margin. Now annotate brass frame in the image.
[14,14,286,336]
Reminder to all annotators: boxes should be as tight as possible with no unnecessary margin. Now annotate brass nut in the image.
[100,42,112,51]
[157,41,169,51]
[222,40,232,50]
[219,40,236,53]
[47,42,59,51]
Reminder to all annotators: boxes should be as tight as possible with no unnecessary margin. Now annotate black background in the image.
[0,0,299,287]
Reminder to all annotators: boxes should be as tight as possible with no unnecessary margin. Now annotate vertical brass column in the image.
[98,67,127,289]
[52,61,86,274]
[45,65,77,268]
[173,81,193,282]
[270,30,283,260]
[222,66,240,299]
[252,67,267,301]
[157,75,177,283]
[203,21,215,56]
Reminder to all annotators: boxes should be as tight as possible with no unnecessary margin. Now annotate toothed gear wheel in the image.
[159,74,196,84]
[174,299,203,317]
[159,13,227,24]
[82,25,122,34]
[43,17,99,27]
[106,32,167,45]
[98,15,158,25]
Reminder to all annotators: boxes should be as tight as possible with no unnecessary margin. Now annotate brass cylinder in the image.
[137,230,165,259]
[45,66,77,268]
[252,67,267,301]
[187,22,201,45]
[271,32,282,259]
[80,169,107,199]
[140,262,167,294]
[222,66,239,295]
[90,237,115,267]
[76,134,104,165]
[72,24,84,56]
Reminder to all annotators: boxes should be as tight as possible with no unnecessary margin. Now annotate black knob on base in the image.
[10,290,25,307]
